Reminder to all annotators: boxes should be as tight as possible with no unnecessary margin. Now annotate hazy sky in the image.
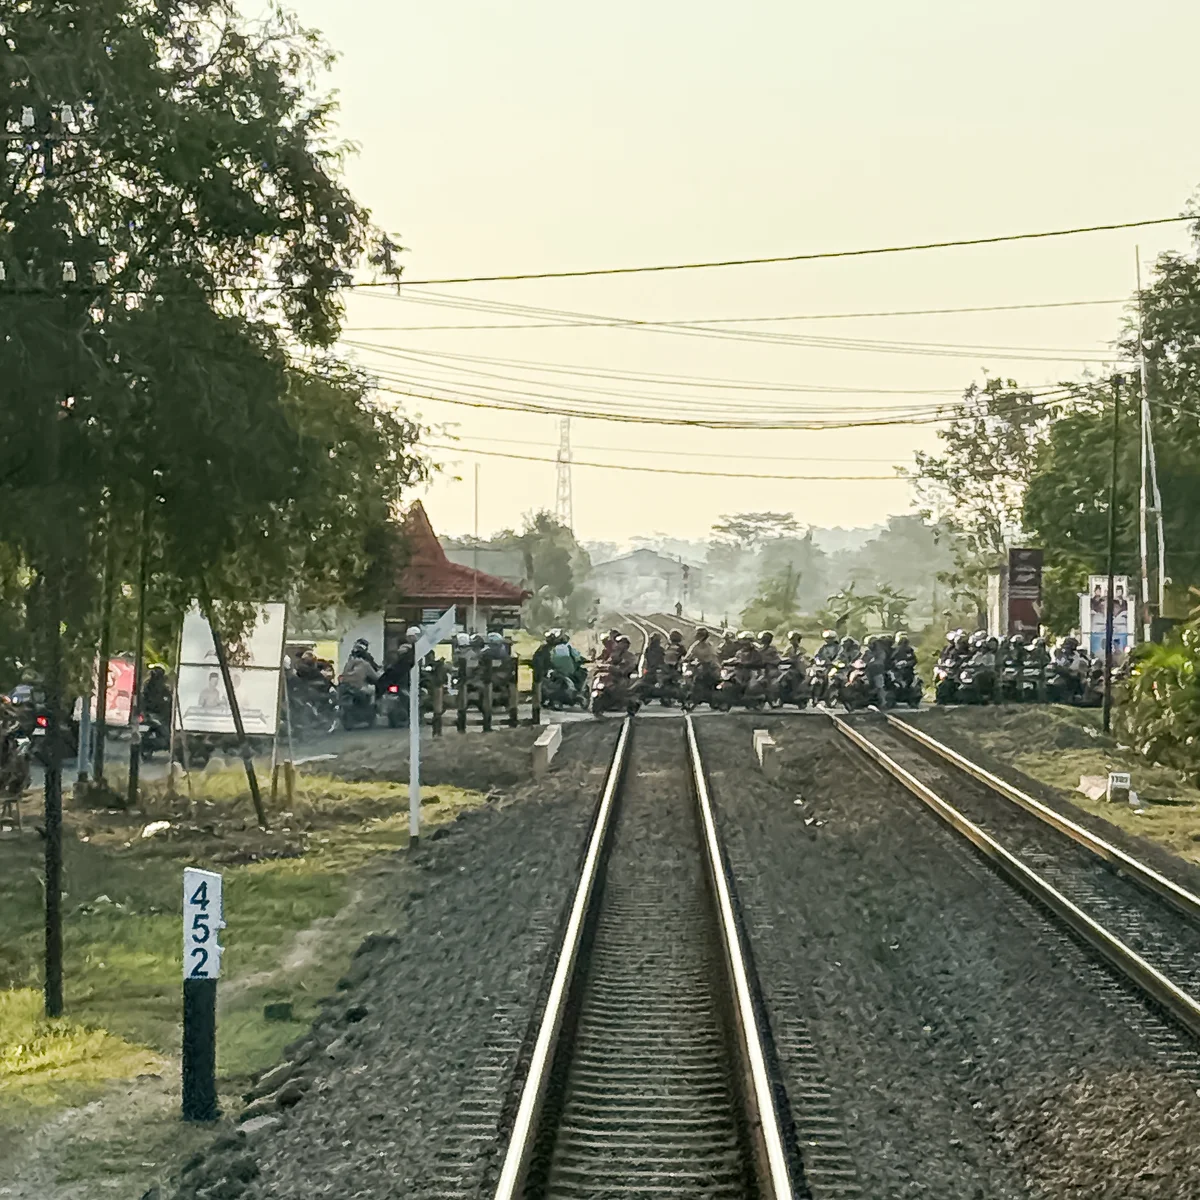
[260,0,1198,544]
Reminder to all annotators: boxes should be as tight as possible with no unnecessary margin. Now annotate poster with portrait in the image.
[179,601,286,734]
[176,664,282,735]
[1080,575,1133,657]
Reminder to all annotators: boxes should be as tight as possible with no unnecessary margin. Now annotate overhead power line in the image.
[344,295,1128,332]
[423,441,906,481]
[374,216,1190,287]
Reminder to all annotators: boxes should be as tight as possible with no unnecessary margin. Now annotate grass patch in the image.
[0,765,487,1136]
[915,706,1200,865]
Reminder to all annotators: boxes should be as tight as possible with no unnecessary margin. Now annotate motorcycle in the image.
[590,667,640,717]
[136,711,171,760]
[655,662,688,708]
[681,661,720,712]
[999,662,1023,703]
[712,662,767,711]
[378,680,410,728]
[337,680,378,730]
[1020,663,1046,703]
[807,660,833,707]
[954,661,991,706]
[290,677,340,736]
[839,658,875,711]
[0,722,32,803]
[541,666,588,711]
[934,661,959,705]
[1045,662,1084,705]
[777,660,811,708]
[888,665,924,709]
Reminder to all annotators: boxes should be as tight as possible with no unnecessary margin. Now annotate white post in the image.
[409,659,421,841]
[471,463,480,634]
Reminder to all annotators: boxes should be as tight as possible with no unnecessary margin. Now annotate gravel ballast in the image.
[698,712,1200,1199]
[170,719,619,1200]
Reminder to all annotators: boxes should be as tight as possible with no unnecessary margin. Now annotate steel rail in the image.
[492,717,633,1200]
[883,712,1200,924]
[831,712,1200,1043]
[686,714,798,1198]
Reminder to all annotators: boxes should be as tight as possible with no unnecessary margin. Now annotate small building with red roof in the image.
[384,501,529,642]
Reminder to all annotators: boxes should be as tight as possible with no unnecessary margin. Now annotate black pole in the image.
[92,523,115,784]
[42,561,64,1018]
[182,978,219,1120]
[1103,375,1122,734]
[201,595,269,830]
[127,502,150,808]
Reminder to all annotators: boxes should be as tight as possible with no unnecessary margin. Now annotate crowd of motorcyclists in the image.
[583,625,924,715]
[932,629,1114,707]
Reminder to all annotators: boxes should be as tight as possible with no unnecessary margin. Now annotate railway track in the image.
[832,710,1200,1042]
[493,716,799,1200]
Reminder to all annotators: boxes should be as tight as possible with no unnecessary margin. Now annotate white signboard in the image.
[183,868,225,980]
[179,602,286,734]
[415,606,457,659]
[177,664,281,735]
[181,603,287,670]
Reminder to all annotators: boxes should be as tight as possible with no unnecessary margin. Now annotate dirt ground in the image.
[0,719,616,1200]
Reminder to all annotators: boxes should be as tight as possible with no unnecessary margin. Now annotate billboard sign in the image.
[179,602,286,735]
[84,656,137,726]
[1080,575,1133,657]
[1007,548,1043,637]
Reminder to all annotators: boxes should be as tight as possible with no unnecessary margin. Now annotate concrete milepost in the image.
[182,867,225,1121]
[410,606,457,844]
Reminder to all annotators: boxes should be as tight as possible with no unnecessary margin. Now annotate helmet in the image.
[695,627,710,640]
[896,633,909,645]
[955,634,970,651]
[669,630,683,644]
[148,664,166,677]
[738,630,754,641]
[352,638,370,656]
[558,631,571,644]
[787,630,802,641]
[486,632,503,645]
[608,628,621,639]
[945,631,956,644]
[544,629,557,642]
[758,631,773,644]
[649,632,662,642]
[986,636,999,651]
[455,633,470,648]
[841,636,855,646]
[867,636,879,648]
[822,629,838,642]
[405,626,421,641]
[1062,636,1079,653]
[616,634,631,647]
[1009,634,1025,646]
[1034,637,1047,649]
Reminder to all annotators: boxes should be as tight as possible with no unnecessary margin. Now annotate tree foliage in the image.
[740,564,802,635]
[0,0,426,679]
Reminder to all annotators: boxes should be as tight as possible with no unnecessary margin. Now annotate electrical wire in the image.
[343,296,1128,332]
[442,433,906,463]
[423,441,905,481]
[370,216,1192,286]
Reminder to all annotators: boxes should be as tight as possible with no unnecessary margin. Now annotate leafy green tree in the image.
[0,0,425,668]
[711,511,801,550]
[817,583,880,641]
[740,564,803,635]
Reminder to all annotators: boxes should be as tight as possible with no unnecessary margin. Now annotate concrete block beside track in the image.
[753,729,780,778]
[533,723,563,776]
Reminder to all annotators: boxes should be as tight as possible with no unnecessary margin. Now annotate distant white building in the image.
[588,549,701,613]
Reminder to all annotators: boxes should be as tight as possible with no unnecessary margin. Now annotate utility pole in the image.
[127,501,150,808]
[471,463,479,634]
[1103,375,1123,734]
[555,417,574,531]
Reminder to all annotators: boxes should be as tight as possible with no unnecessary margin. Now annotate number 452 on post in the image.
[183,868,225,980]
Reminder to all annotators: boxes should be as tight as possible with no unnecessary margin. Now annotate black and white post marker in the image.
[182,867,225,1121]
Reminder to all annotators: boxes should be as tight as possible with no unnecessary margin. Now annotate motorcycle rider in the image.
[140,664,173,729]
[556,631,588,693]
[609,634,639,679]
[686,626,719,668]
[600,628,622,663]
[838,635,860,664]
[969,633,999,702]
[861,636,889,709]
[718,629,739,664]
[643,632,666,685]
[531,630,559,686]
[341,638,380,714]
[757,631,781,700]
[815,630,840,665]
[891,633,916,675]
[1049,635,1088,702]
[784,631,808,670]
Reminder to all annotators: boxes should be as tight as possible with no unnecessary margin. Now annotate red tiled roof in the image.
[396,502,529,604]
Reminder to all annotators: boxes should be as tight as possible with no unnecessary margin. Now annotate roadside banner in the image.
[1007,548,1043,638]
[1080,575,1133,656]
[178,603,286,735]
[80,656,137,725]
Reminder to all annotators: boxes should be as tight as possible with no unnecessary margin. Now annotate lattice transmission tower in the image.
[555,417,574,530]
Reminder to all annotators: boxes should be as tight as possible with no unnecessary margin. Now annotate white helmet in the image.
[406,625,421,641]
